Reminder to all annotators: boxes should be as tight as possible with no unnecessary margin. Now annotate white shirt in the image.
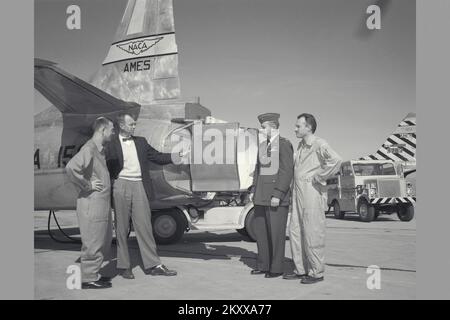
[268,132,280,148]
[258,131,279,146]
[118,134,142,181]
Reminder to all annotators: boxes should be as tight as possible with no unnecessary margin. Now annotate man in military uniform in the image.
[250,113,294,278]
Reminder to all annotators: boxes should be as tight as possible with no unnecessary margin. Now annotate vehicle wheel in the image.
[397,204,415,222]
[374,210,380,221]
[237,208,257,242]
[358,200,375,222]
[152,209,187,245]
[333,201,345,219]
[236,227,249,238]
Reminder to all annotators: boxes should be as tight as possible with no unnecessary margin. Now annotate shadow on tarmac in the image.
[35,228,301,278]
[325,213,401,222]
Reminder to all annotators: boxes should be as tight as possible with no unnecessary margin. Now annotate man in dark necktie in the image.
[250,113,294,278]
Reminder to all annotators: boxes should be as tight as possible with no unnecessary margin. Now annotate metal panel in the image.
[377,179,401,197]
[236,128,258,190]
[190,123,240,191]
[34,170,77,210]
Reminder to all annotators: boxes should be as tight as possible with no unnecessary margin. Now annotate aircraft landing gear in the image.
[152,209,188,245]
[236,207,257,242]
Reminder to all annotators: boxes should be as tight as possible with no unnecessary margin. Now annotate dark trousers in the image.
[253,205,289,273]
[113,178,161,270]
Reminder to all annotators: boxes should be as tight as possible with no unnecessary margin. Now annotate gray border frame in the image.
[0,0,449,299]
[0,0,33,299]
[417,0,450,300]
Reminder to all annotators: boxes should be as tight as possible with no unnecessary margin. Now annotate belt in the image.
[116,176,142,181]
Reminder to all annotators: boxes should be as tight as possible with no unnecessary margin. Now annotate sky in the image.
[35,0,416,160]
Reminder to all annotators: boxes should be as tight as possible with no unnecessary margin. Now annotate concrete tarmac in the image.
[34,211,415,300]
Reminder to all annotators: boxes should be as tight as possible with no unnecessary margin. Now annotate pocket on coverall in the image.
[88,197,110,222]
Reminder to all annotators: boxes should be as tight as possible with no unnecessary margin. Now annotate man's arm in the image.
[272,139,294,200]
[65,147,93,192]
[146,140,174,165]
[314,141,342,185]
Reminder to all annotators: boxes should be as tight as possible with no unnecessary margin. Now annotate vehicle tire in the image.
[236,227,249,238]
[152,209,187,245]
[358,200,375,222]
[333,201,345,219]
[397,204,415,222]
[374,210,380,221]
[237,208,257,242]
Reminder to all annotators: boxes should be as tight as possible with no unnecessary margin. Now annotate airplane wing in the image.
[35,58,141,147]
[34,58,140,117]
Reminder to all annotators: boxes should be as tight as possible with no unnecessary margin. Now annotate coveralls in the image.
[289,135,342,278]
[65,139,113,282]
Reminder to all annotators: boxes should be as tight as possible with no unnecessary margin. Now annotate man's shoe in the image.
[265,272,283,278]
[282,273,308,280]
[147,265,177,276]
[81,280,112,289]
[300,276,324,284]
[120,269,135,280]
[99,276,112,283]
[250,269,267,275]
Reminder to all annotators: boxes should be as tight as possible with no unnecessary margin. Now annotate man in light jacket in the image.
[66,117,115,289]
[284,113,342,284]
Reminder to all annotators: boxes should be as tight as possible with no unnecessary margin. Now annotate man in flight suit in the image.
[284,113,342,284]
[250,113,294,278]
[65,117,115,289]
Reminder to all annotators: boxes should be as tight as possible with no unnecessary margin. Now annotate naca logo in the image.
[116,37,163,55]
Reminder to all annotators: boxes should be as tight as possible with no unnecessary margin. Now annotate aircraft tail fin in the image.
[359,113,416,166]
[90,0,180,105]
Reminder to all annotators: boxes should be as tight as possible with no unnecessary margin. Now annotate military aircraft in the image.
[358,112,416,176]
[35,0,415,244]
[34,0,259,244]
